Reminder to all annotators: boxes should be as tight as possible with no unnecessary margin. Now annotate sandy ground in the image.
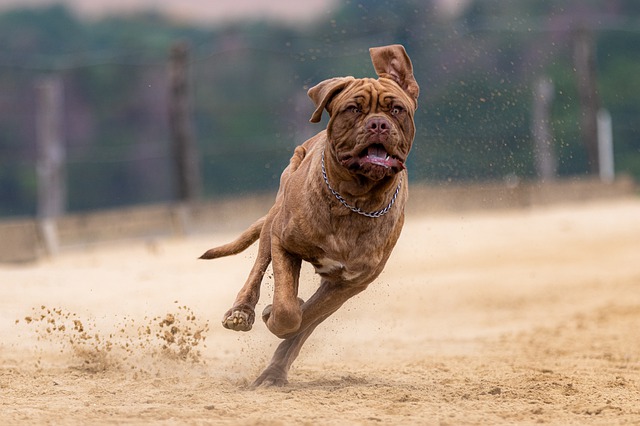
[1,197,639,425]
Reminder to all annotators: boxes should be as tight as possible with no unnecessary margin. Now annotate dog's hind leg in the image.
[255,279,367,386]
[221,215,274,332]
[251,315,323,387]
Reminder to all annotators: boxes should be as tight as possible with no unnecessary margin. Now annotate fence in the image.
[3,21,633,221]
[2,15,638,263]
[1,176,635,263]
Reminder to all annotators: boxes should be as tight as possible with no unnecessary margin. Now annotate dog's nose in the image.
[366,117,390,134]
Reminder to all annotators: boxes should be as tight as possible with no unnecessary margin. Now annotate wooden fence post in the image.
[169,41,201,204]
[35,76,65,255]
[531,77,557,182]
[573,26,601,175]
[597,109,614,183]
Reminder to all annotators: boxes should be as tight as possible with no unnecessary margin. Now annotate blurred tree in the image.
[0,1,639,217]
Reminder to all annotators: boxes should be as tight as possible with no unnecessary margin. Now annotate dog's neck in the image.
[321,149,403,217]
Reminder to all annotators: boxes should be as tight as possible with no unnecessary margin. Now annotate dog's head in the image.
[308,44,419,181]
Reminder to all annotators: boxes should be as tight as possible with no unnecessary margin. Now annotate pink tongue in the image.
[368,145,387,158]
[365,146,393,167]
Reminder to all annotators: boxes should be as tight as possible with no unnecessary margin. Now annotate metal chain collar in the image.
[321,151,402,218]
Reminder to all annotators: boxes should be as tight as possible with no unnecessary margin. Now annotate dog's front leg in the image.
[288,278,368,339]
[264,236,303,338]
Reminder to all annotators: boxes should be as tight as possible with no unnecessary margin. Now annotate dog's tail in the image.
[199,216,265,260]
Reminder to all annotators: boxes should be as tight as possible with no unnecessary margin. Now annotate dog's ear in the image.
[370,44,419,106]
[307,77,355,123]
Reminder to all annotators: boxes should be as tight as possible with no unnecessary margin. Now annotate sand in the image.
[1,198,639,425]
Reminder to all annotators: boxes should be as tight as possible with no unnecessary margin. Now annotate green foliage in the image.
[417,77,533,181]
[0,165,36,216]
[0,5,85,60]
[0,1,639,217]
[598,32,640,177]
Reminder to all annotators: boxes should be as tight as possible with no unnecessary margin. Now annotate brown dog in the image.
[201,44,419,387]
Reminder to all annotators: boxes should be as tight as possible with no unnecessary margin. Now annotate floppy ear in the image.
[369,44,420,106]
[307,76,355,123]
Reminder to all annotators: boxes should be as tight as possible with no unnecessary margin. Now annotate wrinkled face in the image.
[326,77,416,181]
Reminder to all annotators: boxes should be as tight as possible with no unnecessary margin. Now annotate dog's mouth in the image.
[338,144,405,180]
[359,144,405,170]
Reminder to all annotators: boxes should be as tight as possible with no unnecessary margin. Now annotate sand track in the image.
[2,198,639,425]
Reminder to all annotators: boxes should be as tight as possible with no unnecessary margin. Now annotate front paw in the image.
[222,306,254,331]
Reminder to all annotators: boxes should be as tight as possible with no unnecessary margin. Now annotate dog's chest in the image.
[309,234,380,282]
[313,257,360,281]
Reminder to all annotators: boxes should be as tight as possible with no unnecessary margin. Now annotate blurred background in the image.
[0,0,639,217]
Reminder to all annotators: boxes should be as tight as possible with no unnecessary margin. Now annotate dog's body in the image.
[201,45,419,387]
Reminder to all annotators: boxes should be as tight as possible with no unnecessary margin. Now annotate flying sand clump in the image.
[17,303,209,374]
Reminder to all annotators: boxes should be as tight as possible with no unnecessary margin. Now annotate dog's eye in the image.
[348,106,361,114]
[390,105,404,116]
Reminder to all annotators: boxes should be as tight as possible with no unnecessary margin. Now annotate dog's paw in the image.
[222,307,254,332]
[251,366,289,388]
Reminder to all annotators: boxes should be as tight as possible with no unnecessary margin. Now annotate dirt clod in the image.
[18,303,209,373]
